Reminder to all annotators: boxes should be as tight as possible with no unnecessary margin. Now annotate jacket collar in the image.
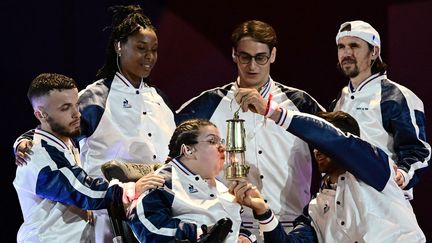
[234,76,273,98]
[114,72,149,90]
[171,158,196,176]
[348,72,387,93]
[34,128,70,151]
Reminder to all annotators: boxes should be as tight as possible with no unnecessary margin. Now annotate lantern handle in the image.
[230,97,242,119]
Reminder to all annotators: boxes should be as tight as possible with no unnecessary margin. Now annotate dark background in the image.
[1,0,431,241]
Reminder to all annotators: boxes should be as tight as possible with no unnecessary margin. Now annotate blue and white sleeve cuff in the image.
[254,209,279,233]
[276,108,296,130]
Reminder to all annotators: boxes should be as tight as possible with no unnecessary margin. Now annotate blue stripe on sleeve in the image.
[36,141,113,210]
[414,110,427,142]
[128,188,197,242]
[128,164,198,242]
[381,80,430,189]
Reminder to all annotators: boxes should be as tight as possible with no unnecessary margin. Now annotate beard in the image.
[340,57,359,78]
[46,116,81,138]
[342,65,360,78]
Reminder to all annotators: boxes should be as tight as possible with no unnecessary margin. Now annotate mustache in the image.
[341,56,356,64]
[69,119,80,126]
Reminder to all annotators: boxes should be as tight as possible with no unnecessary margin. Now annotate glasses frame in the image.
[196,137,225,147]
[235,52,271,65]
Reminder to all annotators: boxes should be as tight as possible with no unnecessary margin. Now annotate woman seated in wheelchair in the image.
[127,119,254,242]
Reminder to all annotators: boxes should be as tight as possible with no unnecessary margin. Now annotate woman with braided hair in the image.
[13,5,175,242]
[77,4,175,178]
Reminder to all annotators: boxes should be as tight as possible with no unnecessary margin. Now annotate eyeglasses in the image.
[235,52,270,65]
[197,137,225,147]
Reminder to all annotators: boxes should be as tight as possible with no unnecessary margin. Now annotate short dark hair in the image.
[167,119,216,159]
[316,111,360,136]
[231,20,277,52]
[96,5,156,80]
[27,73,77,103]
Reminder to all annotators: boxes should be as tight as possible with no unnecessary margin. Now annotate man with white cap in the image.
[330,20,430,196]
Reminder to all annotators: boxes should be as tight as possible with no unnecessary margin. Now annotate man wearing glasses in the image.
[176,20,324,240]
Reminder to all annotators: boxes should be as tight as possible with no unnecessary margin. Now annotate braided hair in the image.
[167,119,216,161]
[96,5,156,80]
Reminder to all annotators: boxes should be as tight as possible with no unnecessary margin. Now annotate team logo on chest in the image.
[188,184,198,193]
[123,99,132,108]
[323,202,330,214]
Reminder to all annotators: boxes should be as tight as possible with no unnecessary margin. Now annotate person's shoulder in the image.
[385,78,417,93]
[177,83,233,111]
[79,79,111,97]
[17,143,51,173]
[157,162,173,175]
[273,81,313,96]
[157,163,173,188]
[79,78,112,106]
[196,83,233,97]
[273,81,323,107]
[381,78,423,103]
[272,82,325,114]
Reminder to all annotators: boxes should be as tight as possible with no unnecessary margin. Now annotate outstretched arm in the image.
[236,89,391,191]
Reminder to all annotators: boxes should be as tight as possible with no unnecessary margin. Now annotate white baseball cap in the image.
[336,20,381,48]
